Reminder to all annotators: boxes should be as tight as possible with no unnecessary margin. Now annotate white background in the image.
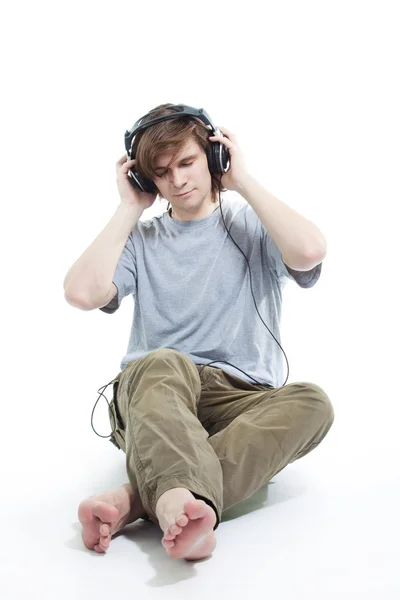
[0,1,399,598]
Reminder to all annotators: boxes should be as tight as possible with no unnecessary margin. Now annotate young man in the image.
[66,119,333,561]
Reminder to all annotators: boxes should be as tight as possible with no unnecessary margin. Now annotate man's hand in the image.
[209,126,250,192]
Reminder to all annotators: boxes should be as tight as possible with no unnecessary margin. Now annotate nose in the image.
[170,169,188,190]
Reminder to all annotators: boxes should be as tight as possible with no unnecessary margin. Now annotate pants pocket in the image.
[108,377,125,450]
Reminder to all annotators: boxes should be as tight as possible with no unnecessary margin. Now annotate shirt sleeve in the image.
[99,234,137,314]
[261,224,322,289]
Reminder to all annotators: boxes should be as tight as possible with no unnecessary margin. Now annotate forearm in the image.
[63,202,143,305]
[235,175,327,268]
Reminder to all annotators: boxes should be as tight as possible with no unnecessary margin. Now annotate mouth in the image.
[175,189,194,197]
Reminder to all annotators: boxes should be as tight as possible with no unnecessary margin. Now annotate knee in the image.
[144,348,200,380]
[146,347,190,364]
[300,382,335,427]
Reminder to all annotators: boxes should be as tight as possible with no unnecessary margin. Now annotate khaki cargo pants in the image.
[107,348,334,530]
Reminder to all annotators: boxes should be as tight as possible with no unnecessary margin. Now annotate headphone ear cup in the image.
[128,168,158,194]
[219,143,230,171]
[206,140,229,175]
[206,144,216,174]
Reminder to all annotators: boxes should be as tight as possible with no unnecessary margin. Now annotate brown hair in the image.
[132,103,227,211]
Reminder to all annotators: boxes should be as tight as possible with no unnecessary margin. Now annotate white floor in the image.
[2,383,399,600]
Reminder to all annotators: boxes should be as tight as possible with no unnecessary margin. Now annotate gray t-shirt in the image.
[100,197,322,387]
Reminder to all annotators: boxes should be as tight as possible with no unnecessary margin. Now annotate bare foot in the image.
[78,483,147,553]
[155,487,217,560]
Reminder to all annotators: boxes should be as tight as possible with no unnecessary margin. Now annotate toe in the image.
[170,523,182,535]
[99,523,111,537]
[164,529,175,541]
[176,514,189,527]
[94,542,106,553]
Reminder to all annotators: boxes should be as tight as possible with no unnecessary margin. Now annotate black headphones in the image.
[91,104,290,439]
[124,104,230,194]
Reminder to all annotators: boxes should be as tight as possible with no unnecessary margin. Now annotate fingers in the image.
[210,132,233,147]
[117,154,128,164]
[116,156,136,173]
[117,154,136,165]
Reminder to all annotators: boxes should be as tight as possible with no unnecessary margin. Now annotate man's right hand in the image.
[116,154,158,210]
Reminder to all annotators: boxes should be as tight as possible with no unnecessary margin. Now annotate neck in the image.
[169,200,220,222]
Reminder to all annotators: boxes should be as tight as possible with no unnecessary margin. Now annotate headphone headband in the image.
[124,104,219,155]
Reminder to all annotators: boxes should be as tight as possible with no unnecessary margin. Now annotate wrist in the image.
[234,173,255,196]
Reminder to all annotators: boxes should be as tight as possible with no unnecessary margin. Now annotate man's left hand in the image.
[209,126,250,192]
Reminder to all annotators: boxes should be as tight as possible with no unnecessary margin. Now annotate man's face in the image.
[153,139,213,212]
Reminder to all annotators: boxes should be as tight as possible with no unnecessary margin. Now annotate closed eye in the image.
[156,162,193,177]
